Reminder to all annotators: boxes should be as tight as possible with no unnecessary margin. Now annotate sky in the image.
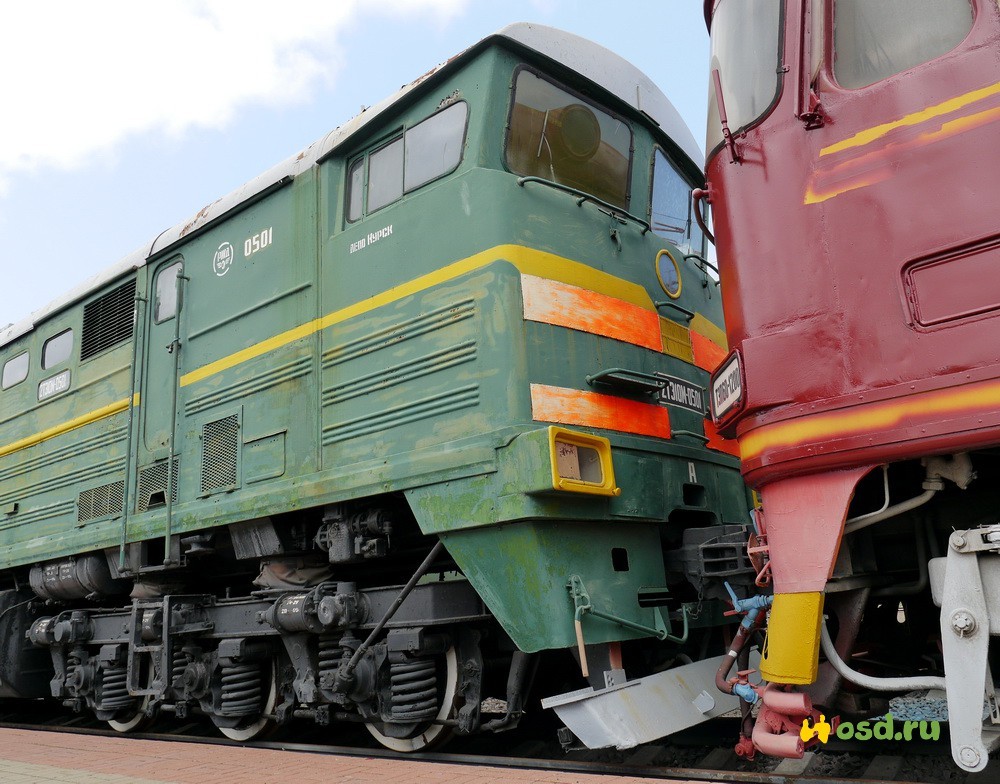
[0,1,711,330]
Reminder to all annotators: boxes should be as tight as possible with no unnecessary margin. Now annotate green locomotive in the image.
[0,24,749,748]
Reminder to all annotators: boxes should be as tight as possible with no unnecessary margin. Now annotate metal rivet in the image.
[951,532,967,550]
[951,609,977,637]
[959,745,981,768]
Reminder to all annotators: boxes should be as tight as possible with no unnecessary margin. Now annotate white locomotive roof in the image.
[1,23,700,350]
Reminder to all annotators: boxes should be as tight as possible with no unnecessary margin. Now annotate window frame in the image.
[825,0,976,91]
[502,64,635,210]
[154,261,183,325]
[1,351,29,390]
[345,99,470,224]
[41,328,74,371]
[706,0,786,161]
[649,145,706,256]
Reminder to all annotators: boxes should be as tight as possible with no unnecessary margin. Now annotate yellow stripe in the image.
[739,378,1000,460]
[180,244,654,387]
[689,313,727,352]
[0,394,137,458]
[820,80,1000,157]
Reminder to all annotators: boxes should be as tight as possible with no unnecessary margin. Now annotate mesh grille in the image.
[201,415,239,493]
[137,459,178,513]
[78,481,125,522]
[81,279,137,361]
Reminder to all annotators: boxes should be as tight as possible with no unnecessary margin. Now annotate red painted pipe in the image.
[752,721,805,758]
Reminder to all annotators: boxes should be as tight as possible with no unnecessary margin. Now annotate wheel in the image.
[214,660,279,742]
[104,664,152,734]
[107,700,152,733]
[364,645,459,752]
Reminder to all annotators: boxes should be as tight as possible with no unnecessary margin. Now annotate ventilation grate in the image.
[81,279,137,361]
[137,459,178,513]
[78,481,125,522]
[201,415,239,493]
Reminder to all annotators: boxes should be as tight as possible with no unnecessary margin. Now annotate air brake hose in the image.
[716,583,773,701]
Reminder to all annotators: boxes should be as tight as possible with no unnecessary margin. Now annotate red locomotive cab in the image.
[704,0,1000,772]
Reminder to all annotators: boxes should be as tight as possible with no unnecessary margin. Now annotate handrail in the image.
[517,176,651,234]
[655,300,695,321]
[692,188,716,245]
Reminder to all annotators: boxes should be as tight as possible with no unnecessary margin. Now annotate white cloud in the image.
[0,0,467,184]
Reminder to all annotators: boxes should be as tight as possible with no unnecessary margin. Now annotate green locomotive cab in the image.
[0,25,751,750]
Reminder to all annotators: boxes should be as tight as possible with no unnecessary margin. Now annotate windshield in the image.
[706,0,783,156]
[506,69,632,208]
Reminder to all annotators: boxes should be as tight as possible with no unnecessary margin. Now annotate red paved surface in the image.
[0,728,684,784]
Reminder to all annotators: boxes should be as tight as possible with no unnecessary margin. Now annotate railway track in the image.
[0,704,988,784]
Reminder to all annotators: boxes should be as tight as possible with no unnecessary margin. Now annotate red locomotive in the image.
[703,0,1000,771]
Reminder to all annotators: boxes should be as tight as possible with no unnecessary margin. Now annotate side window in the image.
[404,103,467,190]
[347,159,364,222]
[368,138,404,213]
[651,149,704,254]
[154,262,183,323]
[833,0,973,89]
[2,352,28,389]
[42,329,73,370]
[347,101,468,221]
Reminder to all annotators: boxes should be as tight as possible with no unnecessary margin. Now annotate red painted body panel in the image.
[707,1,1000,488]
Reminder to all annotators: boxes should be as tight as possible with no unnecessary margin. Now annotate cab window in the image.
[347,101,468,221]
[505,68,632,209]
[651,149,704,254]
[833,0,973,89]
[2,352,28,389]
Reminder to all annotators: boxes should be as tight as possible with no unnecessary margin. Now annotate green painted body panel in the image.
[440,521,665,653]
[0,41,747,653]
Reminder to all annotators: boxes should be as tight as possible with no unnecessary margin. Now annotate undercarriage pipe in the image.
[820,621,946,691]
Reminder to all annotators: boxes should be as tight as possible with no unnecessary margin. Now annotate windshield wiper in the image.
[712,68,741,164]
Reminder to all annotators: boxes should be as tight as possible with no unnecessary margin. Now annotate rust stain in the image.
[179,203,214,237]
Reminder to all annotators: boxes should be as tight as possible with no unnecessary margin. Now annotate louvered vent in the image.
[78,480,125,522]
[201,415,239,493]
[81,279,137,361]
[137,459,178,513]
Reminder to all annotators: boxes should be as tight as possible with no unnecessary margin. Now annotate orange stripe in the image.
[690,331,727,373]
[521,274,662,352]
[530,384,670,438]
[703,417,740,457]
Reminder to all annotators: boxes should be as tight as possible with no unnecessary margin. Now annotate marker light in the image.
[548,426,620,496]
